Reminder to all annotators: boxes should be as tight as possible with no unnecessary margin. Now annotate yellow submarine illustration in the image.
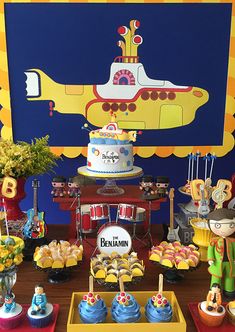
[25,19,209,130]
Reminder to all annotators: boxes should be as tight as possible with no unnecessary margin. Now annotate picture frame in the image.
[0,0,234,158]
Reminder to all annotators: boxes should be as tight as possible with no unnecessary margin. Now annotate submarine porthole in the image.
[159,92,167,100]
[111,103,118,112]
[128,103,136,112]
[151,91,158,100]
[141,91,149,100]
[168,92,176,100]
[120,103,127,112]
[102,103,111,112]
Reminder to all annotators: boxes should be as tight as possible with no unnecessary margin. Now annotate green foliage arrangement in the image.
[0,135,60,179]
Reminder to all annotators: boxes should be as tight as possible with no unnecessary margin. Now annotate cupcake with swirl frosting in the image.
[145,273,172,323]
[78,276,107,324]
[78,291,107,324]
[145,293,172,323]
[111,291,141,323]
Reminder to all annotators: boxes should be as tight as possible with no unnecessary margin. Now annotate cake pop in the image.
[78,276,107,324]
[145,274,172,323]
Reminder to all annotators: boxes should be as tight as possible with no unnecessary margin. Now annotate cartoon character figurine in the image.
[139,175,156,199]
[155,176,170,198]
[31,284,47,315]
[51,176,66,197]
[67,177,81,198]
[206,283,223,313]
[207,208,235,298]
[3,293,16,313]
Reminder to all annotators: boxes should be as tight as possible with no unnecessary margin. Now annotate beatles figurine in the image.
[206,283,223,313]
[139,175,157,200]
[51,176,66,197]
[3,293,16,313]
[31,284,47,315]
[67,177,81,198]
[27,284,53,328]
[155,176,170,198]
[207,208,235,299]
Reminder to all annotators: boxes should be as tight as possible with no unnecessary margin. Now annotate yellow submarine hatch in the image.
[25,19,209,130]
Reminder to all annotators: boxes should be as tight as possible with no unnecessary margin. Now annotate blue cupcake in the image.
[27,303,53,328]
[27,284,53,328]
[111,292,141,323]
[78,292,107,324]
[145,294,172,323]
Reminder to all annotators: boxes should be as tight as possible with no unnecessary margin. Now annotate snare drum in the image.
[78,205,97,234]
[135,207,146,223]
[117,204,137,222]
[90,204,110,221]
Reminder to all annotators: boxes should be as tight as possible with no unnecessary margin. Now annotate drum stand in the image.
[131,221,147,249]
[141,200,153,248]
[75,194,83,244]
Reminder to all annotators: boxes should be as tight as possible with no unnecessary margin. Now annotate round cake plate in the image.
[78,166,143,196]
[178,186,199,213]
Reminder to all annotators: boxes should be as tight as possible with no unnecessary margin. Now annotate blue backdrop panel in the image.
[5,2,231,147]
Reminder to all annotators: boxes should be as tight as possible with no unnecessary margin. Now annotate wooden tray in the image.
[67,291,186,332]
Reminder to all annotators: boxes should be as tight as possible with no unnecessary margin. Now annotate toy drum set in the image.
[76,202,148,246]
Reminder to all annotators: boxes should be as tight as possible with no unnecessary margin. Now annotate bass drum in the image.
[97,223,132,255]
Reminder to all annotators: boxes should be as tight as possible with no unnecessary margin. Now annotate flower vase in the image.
[0,178,26,221]
[0,266,17,303]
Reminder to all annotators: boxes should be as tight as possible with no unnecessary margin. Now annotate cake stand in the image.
[33,262,82,284]
[78,166,143,196]
[178,186,198,213]
[151,261,200,284]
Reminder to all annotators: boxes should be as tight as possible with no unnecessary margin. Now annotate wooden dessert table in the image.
[53,185,167,239]
[13,224,214,332]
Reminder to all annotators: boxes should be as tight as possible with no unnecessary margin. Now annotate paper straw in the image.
[209,153,216,179]
[89,275,94,293]
[191,154,194,181]
[204,154,208,181]
[158,274,163,295]
[187,154,191,182]
[2,198,9,237]
[196,151,200,179]
[119,277,124,293]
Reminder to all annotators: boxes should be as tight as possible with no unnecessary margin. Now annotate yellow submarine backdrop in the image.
[0,1,234,158]
[25,19,209,130]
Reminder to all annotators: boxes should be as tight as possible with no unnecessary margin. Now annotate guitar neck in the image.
[170,197,174,230]
[33,187,38,216]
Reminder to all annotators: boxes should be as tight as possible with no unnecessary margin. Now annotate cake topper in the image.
[151,274,169,308]
[82,276,101,306]
[2,293,16,313]
[207,208,235,299]
[30,284,47,315]
[206,283,223,313]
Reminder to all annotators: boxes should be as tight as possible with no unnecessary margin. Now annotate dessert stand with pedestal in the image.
[151,260,200,284]
[77,166,143,196]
